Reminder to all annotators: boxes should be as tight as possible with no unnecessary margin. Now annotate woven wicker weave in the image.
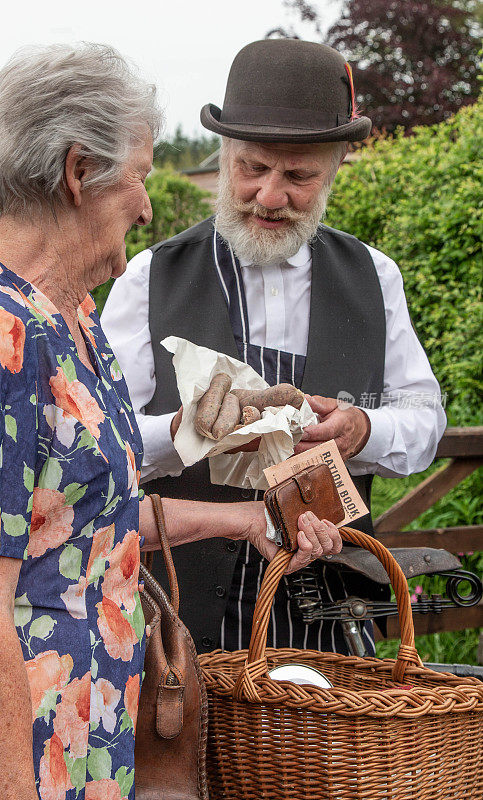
[200,527,483,799]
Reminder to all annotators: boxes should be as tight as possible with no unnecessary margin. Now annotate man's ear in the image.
[64,145,87,208]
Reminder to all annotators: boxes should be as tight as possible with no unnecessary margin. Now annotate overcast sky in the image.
[0,0,341,137]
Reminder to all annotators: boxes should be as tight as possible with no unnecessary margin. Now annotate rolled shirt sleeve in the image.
[348,245,446,478]
[101,249,184,482]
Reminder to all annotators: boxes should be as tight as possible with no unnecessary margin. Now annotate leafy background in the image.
[326,96,482,664]
[93,95,482,665]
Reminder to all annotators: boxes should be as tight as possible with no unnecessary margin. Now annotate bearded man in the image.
[101,39,445,655]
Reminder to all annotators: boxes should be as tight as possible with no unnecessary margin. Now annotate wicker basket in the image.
[199,527,483,799]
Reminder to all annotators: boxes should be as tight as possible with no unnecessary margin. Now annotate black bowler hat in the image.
[200,39,371,143]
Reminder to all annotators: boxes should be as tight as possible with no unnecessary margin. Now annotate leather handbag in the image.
[264,463,344,551]
[135,494,209,800]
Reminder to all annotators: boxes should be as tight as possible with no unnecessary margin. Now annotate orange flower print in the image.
[25,650,73,723]
[53,672,91,759]
[50,367,104,439]
[86,524,115,583]
[78,294,97,349]
[0,306,25,373]
[38,733,73,800]
[85,779,128,800]
[102,531,140,614]
[124,673,140,734]
[125,442,138,499]
[79,293,96,318]
[91,678,121,733]
[96,597,138,661]
[28,488,74,558]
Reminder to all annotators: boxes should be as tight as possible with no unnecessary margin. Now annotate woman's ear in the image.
[64,145,86,208]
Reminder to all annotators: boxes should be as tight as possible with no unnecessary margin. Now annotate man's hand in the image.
[295,395,371,461]
[170,406,183,441]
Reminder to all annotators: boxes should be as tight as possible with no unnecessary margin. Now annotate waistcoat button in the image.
[226,541,237,552]
[215,586,226,598]
[202,636,213,649]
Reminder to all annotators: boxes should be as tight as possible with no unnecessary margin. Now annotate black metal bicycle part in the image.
[285,563,482,626]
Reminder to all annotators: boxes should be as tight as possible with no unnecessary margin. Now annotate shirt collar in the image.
[239,242,311,268]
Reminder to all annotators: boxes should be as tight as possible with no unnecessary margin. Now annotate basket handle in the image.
[234,526,422,700]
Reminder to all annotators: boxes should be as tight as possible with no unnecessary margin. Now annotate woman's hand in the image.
[141,496,342,576]
[246,506,342,575]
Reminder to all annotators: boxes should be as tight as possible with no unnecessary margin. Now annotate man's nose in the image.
[256,172,288,209]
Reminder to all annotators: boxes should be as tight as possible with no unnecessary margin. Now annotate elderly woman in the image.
[0,43,342,800]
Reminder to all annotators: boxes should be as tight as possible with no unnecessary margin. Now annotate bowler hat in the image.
[200,39,371,143]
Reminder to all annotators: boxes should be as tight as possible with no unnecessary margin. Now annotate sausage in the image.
[232,384,305,412]
[241,405,261,425]
[194,373,232,438]
[212,393,241,440]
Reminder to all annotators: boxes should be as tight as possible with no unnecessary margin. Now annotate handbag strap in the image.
[144,493,180,615]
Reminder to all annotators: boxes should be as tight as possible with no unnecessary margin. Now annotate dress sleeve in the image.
[0,308,38,559]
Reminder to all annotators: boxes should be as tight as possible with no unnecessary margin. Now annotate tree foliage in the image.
[326,95,483,424]
[154,125,220,171]
[269,0,481,132]
[92,169,212,312]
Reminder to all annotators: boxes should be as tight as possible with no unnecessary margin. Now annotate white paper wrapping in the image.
[161,336,317,489]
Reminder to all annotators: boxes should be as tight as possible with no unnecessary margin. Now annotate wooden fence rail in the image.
[372,427,483,642]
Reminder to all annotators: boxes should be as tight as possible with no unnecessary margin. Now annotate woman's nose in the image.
[137,191,153,226]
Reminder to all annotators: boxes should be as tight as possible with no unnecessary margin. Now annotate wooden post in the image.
[374,458,482,533]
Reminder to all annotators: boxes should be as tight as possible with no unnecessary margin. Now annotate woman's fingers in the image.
[299,512,342,555]
[285,513,342,574]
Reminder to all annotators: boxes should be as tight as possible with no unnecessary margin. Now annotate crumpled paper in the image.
[162,336,317,489]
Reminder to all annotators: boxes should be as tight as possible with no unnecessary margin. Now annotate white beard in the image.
[215,163,333,266]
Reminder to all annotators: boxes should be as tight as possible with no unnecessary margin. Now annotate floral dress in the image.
[0,263,145,800]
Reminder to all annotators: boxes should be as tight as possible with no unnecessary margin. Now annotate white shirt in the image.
[101,242,446,482]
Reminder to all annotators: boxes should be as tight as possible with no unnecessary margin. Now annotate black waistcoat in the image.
[144,217,386,651]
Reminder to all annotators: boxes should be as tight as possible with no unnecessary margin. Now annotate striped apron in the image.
[212,229,375,655]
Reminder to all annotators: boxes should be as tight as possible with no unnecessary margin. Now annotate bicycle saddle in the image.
[319,546,462,584]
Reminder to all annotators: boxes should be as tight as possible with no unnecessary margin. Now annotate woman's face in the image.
[83,131,153,287]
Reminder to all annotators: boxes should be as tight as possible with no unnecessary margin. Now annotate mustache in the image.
[232,200,306,223]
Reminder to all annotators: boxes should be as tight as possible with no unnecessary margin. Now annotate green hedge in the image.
[326,98,482,664]
[327,97,482,425]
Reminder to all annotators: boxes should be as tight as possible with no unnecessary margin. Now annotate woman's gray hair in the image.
[0,43,162,216]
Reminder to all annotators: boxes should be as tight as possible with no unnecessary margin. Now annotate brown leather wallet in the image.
[264,463,345,552]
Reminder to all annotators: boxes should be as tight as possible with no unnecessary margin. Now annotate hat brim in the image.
[200,103,372,143]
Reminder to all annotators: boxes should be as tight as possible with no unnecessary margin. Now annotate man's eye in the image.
[246,164,265,173]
